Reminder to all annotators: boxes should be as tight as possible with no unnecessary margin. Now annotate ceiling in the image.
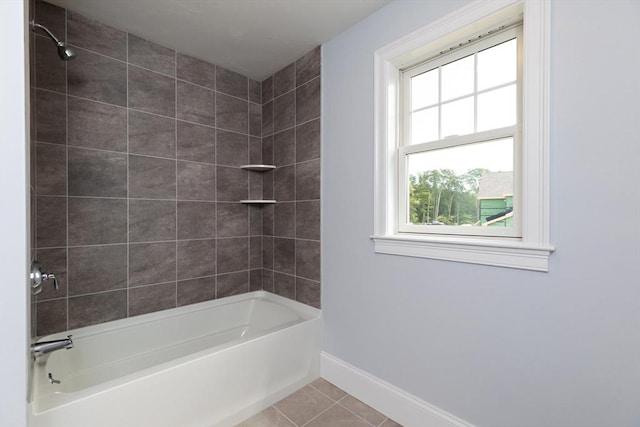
[47,0,392,81]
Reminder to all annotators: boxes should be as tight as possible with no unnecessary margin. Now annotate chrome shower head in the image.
[31,21,76,61]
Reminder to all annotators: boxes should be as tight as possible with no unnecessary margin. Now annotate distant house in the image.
[477,172,513,227]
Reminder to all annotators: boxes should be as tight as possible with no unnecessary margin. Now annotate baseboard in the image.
[320,352,473,427]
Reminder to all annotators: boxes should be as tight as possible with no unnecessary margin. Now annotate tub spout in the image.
[31,335,73,358]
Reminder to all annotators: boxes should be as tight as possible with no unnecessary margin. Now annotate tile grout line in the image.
[125,26,130,319]
[174,48,179,308]
[300,402,339,427]
[64,6,70,332]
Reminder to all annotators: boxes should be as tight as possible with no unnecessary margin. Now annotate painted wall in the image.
[322,1,640,426]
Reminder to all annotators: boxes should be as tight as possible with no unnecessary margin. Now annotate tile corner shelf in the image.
[240,164,276,172]
[240,200,276,205]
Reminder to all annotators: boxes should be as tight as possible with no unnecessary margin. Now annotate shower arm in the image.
[31,22,63,46]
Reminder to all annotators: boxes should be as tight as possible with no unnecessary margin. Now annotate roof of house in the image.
[477,171,513,199]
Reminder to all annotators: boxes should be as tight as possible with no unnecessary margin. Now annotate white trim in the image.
[373,0,552,271]
[321,352,473,427]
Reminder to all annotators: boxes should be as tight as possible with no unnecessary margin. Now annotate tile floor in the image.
[236,378,403,427]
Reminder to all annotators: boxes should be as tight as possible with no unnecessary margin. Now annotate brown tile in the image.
[250,206,263,236]
[296,159,321,200]
[68,147,127,197]
[68,290,127,329]
[274,165,295,202]
[273,92,295,134]
[262,101,274,137]
[35,36,66,93]
[263,236,274,269]
[35,248,67,300]
[249,172,263,201]
[34,1,65,41]
[216,93,248,133]
[35,89,66,144]
[296,200,320,240]
[249,136,262,164]
[68,48,127,107]
[217,130,248,167]
[296,118,320,162]
[274,129,295,167]
[68,197,127,245]
[273,238,295,275]
[217,271,249,298]
[129,282,176,317]
[296,277,320,309]
[296,78,321,125]
[177,239,216,280]
[381,418,404,427]
[296,46,321,87]
[311,378,347,401]
[128,34,175,76]
[305,403,370,427]
[67,245,127,296]
[129,155,176,199]
[36,299,67,337]
[36,143,66,195]
[274,385,333,426]
[68,97,127,152]
[129,199,176,242]
[263,169,274,200]
[177,201,215,239]
[36,196,67,248]
[216,203,248,238]
[177,53,215,89]
[263,269,274,292]
[177,161,215,201]
[263,204,274,236]
[237,406,295,427]
[217,237,249,274]
[67,11,126,61]
[274,202,295,238]
[177,81,215,126]
[249,79,261,104]
[261,76,273,104]
[128,65,175,117]
[216,166,248,202]
[339,395,387,426]
[250,236,262,269]
[273,272,294,299]
[250,269,263,291]
[129,242,176,287]
[216,67,247,99]
[296,240,320,281]
[175,120,215,163]
[177,276,215,306]
[129,110,176,158]
[274,63,295,98]
[262,135,274,165]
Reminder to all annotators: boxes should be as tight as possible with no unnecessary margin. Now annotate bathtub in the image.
[29,291,321,427]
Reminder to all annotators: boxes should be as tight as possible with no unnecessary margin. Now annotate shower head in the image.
[31,21,76,61]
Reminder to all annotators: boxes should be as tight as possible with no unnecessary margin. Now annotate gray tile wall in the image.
[31,0,321,337]
[261,47,322,309]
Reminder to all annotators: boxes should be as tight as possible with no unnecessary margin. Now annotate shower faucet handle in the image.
[30,261,60,294]
[43,273,59,291]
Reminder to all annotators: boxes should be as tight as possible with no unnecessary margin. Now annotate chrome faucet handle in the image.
[42,273,59,291]
[30,261,60,294]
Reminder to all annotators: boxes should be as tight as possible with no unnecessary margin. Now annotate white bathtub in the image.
[29,291,321,427]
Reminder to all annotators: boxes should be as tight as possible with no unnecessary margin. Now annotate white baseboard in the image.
[320,352,473,427]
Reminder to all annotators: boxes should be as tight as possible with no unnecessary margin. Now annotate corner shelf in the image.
[240,164,276,172]
[240,200,276,205]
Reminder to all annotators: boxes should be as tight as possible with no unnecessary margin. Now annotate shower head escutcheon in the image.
[31,21,76,61]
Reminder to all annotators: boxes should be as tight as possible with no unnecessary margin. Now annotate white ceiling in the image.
[47,0,392,81]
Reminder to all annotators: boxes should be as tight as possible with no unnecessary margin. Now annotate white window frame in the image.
[372,0,554,271]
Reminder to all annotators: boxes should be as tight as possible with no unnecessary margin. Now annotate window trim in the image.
[372,0,554,271]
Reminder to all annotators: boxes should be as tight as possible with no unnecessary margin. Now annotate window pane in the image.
[477,38,517,91]
[411,69,438,110]
[441,96,474,138]
[441,55,474,101]
[406,138,513,227]
[411,107,439,144]
[477,84,516,132]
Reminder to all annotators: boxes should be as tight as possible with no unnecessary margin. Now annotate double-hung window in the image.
[373,0,553,271]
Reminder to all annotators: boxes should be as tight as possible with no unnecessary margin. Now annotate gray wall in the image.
[31,0,321,336]
[322,1,640,426]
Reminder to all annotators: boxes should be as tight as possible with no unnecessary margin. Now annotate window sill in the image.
[371,234,554,271]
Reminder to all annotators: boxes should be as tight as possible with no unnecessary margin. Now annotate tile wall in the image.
[30,1,321,336]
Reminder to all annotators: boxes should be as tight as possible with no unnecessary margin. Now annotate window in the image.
[373,0,553,271]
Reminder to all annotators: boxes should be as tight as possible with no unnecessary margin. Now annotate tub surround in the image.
[31,0,321,336]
